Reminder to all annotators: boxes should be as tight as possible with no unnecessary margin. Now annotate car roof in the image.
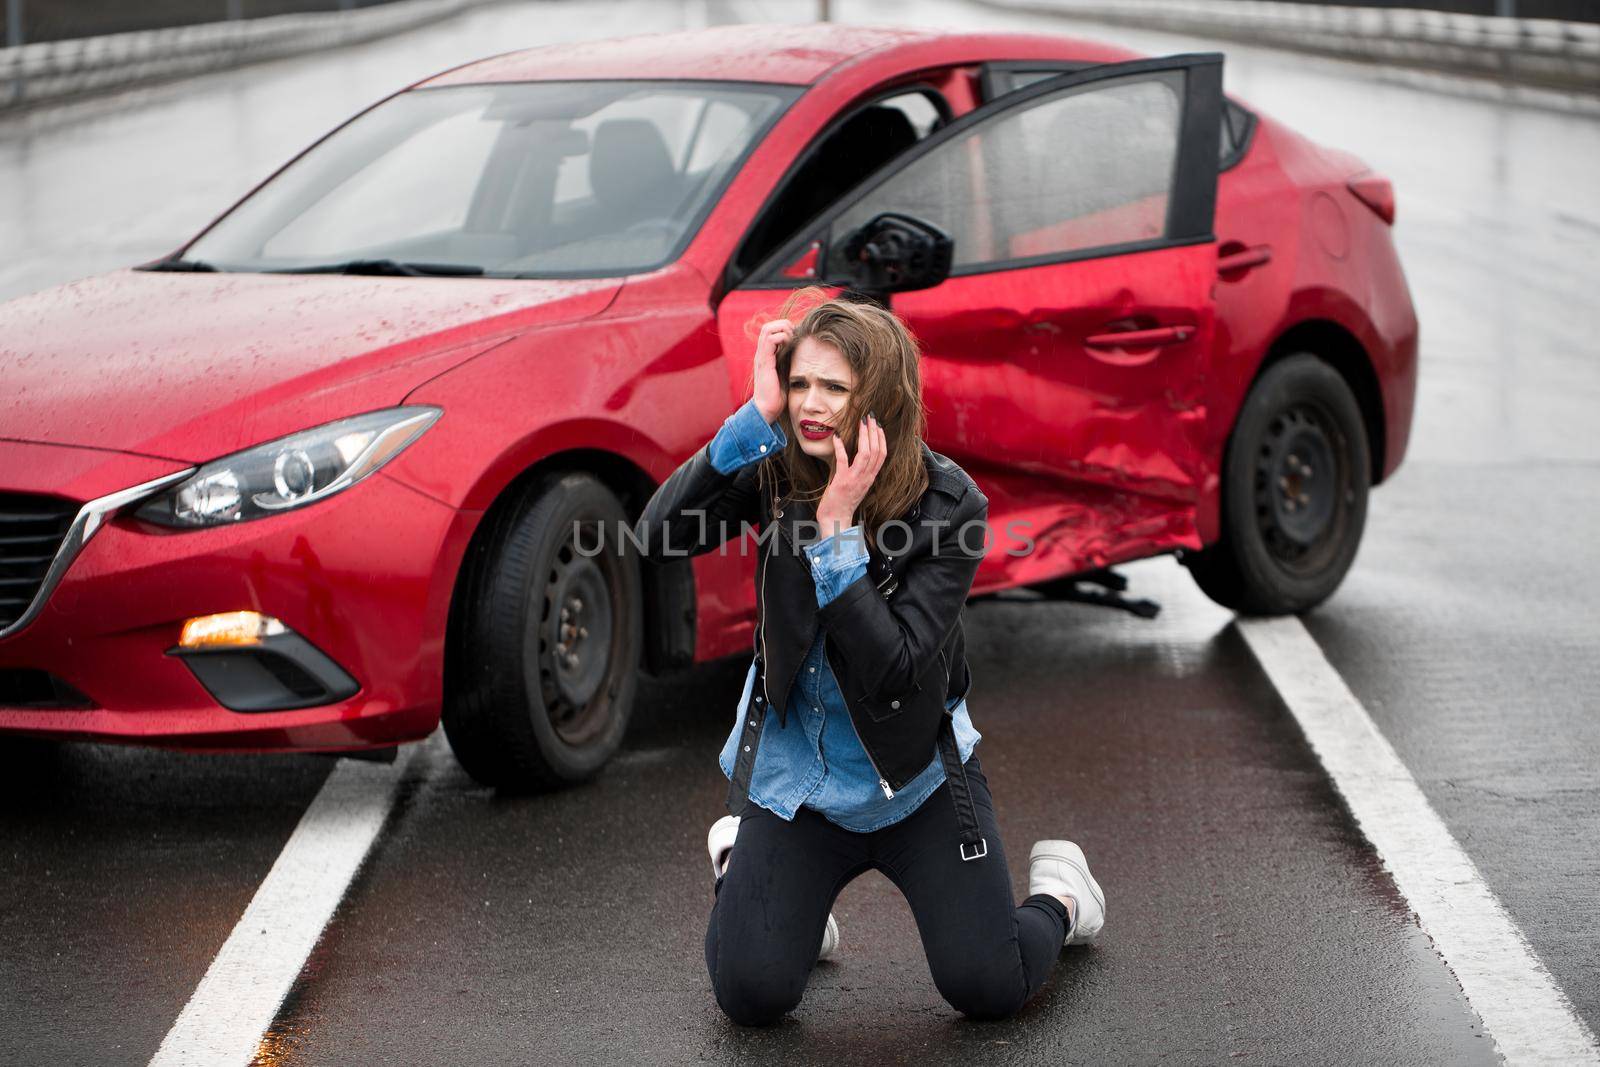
[417,22,1134,89]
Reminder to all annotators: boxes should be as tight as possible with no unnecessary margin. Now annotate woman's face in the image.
[785,335,856,469]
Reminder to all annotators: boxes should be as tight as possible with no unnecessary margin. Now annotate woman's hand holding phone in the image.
[752,318,791,424]
[817,413,886,537]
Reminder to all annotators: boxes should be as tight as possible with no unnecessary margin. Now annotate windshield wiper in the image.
[142,258,218,272]
[270,259,485,277]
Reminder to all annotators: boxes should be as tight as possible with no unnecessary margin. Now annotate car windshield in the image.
[180,80,800,278]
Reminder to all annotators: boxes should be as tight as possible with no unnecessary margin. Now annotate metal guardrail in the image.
[979,0,1600,93]
[0,0,496,111]
[4,0,1595,113]
[1253,0,1595,22]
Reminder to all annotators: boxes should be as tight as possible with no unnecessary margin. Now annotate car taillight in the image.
[1346,171,1395,226]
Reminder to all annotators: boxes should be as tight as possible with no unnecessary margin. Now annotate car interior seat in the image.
[589,117,681,230]
[505,116,684,271]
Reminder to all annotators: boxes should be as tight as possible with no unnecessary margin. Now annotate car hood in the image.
[0,269,621,462]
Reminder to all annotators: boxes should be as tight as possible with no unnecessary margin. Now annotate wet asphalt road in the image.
[0,745,332,1064]
[250,575,1494,1066]
[0,571,1500,1066]
[2,0,1598,1063]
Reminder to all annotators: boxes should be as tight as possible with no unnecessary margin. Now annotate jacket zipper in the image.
[757,502,812,726]
[823,638,895,800]
[758,532,772,708]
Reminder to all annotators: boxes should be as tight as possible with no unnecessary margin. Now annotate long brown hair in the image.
[747,287,929,555]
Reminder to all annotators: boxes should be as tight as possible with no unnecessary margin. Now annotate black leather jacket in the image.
[634,433,989,793]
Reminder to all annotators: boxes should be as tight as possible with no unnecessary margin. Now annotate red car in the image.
[0,23,1416,787]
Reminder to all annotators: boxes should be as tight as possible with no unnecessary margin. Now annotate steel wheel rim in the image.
[1252,401,1350,575]
[534,518,620,747]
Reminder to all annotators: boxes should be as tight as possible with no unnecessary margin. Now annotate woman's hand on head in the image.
[817,414,886,535]
[752,318,791,424]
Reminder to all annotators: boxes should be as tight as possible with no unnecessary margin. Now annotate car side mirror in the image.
[839,212,953,296]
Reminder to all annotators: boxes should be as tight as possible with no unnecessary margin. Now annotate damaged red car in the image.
[0,23,1417,787]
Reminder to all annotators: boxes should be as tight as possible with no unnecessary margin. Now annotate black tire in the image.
[1183,353,1371,615]
[443,472,642,791]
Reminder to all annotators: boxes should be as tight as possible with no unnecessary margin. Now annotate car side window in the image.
[821,70,1184,277]
[1218,98,1254,168]
[731,88,948,282]
[986,64,1253,168]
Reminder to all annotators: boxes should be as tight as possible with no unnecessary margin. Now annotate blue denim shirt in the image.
[706,399,980,832]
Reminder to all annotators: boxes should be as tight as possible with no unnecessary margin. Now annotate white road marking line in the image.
[1237,616,1600,1067]
[149,744,423,1067]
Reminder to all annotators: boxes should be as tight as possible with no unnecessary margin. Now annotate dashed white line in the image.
[1237,615,1600,1067]
[148,744,423,1067]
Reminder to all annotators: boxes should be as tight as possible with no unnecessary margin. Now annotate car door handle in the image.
[1217,243,1272,274]
[1083,324,1195,349]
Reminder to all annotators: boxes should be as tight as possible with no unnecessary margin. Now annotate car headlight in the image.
[132,406,443,528]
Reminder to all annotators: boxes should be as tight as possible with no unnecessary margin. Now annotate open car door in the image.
[717,53,1225,590]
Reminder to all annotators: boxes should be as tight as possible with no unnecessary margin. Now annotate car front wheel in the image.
[443,472,641,790]
[1183,353,1371,615]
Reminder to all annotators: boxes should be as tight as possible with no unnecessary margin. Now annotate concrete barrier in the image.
[0,0,502,111]
[977,0,1600,93]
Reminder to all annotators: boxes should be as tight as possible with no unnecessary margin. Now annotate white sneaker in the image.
[707,814,841,961]
[707,814,740,880]
[1028,840,1105,946]
[818,912,840,961]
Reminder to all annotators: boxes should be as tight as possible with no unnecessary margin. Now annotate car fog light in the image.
[179,611,289,648]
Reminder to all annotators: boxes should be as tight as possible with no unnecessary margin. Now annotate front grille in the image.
[0,492,79,632]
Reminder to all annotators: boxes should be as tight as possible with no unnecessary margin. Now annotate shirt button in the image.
[759,444,767,452]
[808,666,815,673]
[890,699,900,709]
[755,695,763,703]
[744,745,751,752]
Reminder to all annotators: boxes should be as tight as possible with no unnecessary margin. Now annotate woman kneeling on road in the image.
[635,291,1105,1026]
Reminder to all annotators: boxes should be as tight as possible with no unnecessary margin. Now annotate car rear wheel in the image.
[443,472,641,790]
[1183,353,1370,615]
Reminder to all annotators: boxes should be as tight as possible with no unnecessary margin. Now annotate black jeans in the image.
[704,754,1068,1025]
